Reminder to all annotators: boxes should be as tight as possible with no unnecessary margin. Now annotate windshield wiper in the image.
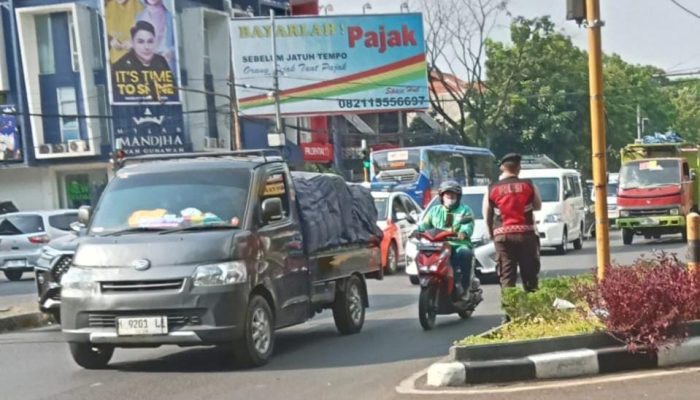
[99,226,167,237]
[158,224,237,235]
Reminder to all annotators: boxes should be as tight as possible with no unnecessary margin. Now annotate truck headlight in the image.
[619,210,630,217]
[61,267,98,297]
[192,261,247,287]
[670,208,680,216]
[544,214,562,223]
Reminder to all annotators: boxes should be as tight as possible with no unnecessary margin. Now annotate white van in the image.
[519,169,586,254]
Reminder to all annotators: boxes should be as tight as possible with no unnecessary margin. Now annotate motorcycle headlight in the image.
[192,261,247,287]
[61,267,98,297]
[670,208,680,216]
[544,214,562,223]
[619,210,630,217]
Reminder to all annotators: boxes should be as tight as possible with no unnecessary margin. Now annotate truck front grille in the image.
[626,208,671,217]
[100,279,184,293]
[87,310,203,328]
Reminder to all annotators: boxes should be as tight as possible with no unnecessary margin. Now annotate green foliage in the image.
[501,275,594,320]
[458,275,602,346]
[458,312,603,345]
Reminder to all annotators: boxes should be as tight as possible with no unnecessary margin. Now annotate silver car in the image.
[0,210,78,281]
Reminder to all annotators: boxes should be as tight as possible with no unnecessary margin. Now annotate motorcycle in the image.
[414,224,483,330]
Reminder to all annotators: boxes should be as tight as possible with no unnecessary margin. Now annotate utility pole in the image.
[230,62,242,150]
[636,104,641,142]
[270,10,283,138]
[585,0,611,280]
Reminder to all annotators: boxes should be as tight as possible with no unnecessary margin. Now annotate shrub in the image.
[586,252,700,351]
[502,275,594,320]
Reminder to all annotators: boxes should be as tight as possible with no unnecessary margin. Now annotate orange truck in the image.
[616,142,700,244]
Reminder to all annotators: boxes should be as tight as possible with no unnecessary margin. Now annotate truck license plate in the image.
[117,316,168,336]
[4,259,26,268]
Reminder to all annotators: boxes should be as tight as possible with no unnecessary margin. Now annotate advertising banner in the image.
[230,13,429,116]
[112,105,188,156]
[0,106,21,161]
[103,0,180,104]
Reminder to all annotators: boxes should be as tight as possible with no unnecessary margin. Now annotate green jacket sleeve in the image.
[417,206,434,232]
[456,206,474,237]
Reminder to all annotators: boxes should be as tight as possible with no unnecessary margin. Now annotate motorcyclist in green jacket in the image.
[416,181,474,297]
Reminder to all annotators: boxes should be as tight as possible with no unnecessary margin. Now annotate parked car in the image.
[0,210,78,281]
[34,233,79,323]
[519,168,586,255]
[61,152,382,369]
[405,186,497,285]
[372,191,422,274]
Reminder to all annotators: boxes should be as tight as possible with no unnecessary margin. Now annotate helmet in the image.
[438,181,462,197]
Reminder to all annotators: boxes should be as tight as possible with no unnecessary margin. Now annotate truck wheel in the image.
[622,228,634,245]
[4,270,23,281]
[333,275,365,335]
[418,286,437,330]
[573,224,583,250]
[233,295,275,367]
[556,229,568,255]
[68,343,114,369]
[385,242,399,275]
[458,310,473,319]
[409,275,419,285]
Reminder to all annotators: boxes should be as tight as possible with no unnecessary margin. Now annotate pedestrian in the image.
[483,153,542,322]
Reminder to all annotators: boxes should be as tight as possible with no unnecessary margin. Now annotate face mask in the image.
[444,198,456,208]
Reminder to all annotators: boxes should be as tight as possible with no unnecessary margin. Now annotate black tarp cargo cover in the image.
[291,172,383,254]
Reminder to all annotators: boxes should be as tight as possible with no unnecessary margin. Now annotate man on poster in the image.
[112,20,176,102]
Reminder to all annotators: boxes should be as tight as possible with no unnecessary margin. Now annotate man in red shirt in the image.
[483,153,542,299]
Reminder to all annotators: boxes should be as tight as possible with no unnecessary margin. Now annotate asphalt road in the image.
[0,231,692,400]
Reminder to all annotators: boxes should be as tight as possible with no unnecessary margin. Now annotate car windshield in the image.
[620,160,681,189]
[0,214,45,236]
[531,178,560,202]
[374,197,389,220]
[89,168,250,235]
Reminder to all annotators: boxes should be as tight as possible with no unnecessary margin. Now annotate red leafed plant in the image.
[586,252,700,352]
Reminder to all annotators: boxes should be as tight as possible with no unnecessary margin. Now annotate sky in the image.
[323,0,700,74]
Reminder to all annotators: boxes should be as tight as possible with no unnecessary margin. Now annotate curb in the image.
[0,312,53,334]
[427,338,700,387]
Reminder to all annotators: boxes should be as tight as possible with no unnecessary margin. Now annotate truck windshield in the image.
[620,160,680,189]
[90,168,250,235]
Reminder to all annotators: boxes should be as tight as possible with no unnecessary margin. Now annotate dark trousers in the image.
[450,246,473,288]
[494,233,540,292]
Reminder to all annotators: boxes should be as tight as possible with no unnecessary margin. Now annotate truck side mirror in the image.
[262,198,283,223]
[692,170,697,181]
[564,190,573,200]
[78,206,91,225]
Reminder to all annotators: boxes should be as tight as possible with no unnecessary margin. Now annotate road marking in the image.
[396,365,700,395]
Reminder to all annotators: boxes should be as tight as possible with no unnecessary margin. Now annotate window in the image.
[531,178,561,202]
[90,11,103,69]
[57,87,80,142]
[35,14,55,74]
[391,196,407,221]
[374,197,388,220]
[49,213,78,231]
[568,176,582,197]
[68,14,80,72]
[260,171,290,225]
[683,162,690,181]
[96,85,111,146]
[428,152,467,187]
[0,215,45,236]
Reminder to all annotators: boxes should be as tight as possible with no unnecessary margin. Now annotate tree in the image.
[418,0,518,145]
[667,80,700,144]
[485,17,590,169]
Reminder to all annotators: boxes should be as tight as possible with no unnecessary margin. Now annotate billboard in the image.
[103,0,180,104]
[112,105,188,156]
[230,13,429,116]
[0,106,21,161]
